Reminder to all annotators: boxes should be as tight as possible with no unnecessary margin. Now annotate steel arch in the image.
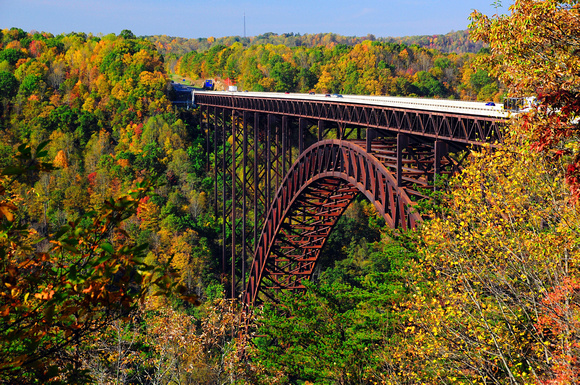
[243,139,422,306]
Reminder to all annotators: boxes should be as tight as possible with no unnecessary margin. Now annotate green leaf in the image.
[35,140,50,155]
[1,166,25,176]
[68,265,77,281]
[36,150,48,158]
[100,243,114,254]
[62,244,78,253]
[31,237,46,245]
[53,225,71,239]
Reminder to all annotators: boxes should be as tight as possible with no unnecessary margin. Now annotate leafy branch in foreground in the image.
[470,0,580,199]
[0,142,197,384]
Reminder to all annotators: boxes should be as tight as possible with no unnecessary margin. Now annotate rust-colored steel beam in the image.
[195,93,504,145]
[243,139,422,306]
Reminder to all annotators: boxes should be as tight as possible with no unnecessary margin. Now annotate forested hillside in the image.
[145,30,484,57]
[1,0,580,381]
[169,37,498,100]
[0,27,223,383]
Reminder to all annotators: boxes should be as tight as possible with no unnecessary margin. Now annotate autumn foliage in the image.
[1,1,580,381]
[470,0,580,199]
[400,128,580,383]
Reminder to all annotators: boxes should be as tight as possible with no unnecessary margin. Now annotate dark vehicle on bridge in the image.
[203,79,215,90]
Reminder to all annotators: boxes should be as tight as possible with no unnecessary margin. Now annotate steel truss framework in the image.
[243,140,422,305]
[196,93,504,145]
[198,96,505,305]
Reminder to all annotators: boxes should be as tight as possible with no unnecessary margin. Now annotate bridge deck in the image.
[194,90,509,119]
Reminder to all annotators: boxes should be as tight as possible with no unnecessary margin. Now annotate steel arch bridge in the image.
[194,91,505,305]
[243,139,422,305]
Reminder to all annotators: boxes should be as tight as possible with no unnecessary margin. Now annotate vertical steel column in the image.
[288,118,292,167]
[366,128,375,153]
[231,112,237,299]
[299,117,305,154]
[275,116,281,190]
[281,116,287,177]
[267,114,273,210]
[397,133,408,187]
[213,106,218,216]
[201,105,206,162]
[434,140,448,191]
[254,112,260,253]
[242,111,248,293]
[205,105,210,172]
[318,120,325,142]
[221,108,228,287]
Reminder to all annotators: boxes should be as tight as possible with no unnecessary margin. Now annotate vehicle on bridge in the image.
[203,79,215,90]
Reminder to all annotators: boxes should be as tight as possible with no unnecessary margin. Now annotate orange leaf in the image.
[0,202,17,222]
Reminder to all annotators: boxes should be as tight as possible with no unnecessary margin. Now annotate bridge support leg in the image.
[213,107,218,217]
[299,118,307,154]
[318,120,325,142]
[366,128,377,153]
[397,133,409,188]
[221,108,229,293]
[282,116,287,180]
[231,112,237,299]
[242,112,249,293]
[434,140,448,191]
[254,113,260,260]
[206,106,210,173]
[267,114,273,211]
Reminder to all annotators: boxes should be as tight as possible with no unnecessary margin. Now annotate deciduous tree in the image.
[470,0,580,197]
[0,143,194,384]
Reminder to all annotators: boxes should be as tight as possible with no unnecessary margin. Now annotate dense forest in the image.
[167,34,497,101]
[1,0,580,383]
[145,30,485,57]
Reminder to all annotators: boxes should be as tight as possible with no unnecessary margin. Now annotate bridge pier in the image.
[434,140,449,190]
[397,133,409,188]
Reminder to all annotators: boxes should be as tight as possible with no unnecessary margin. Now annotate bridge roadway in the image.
[196,90,508,118]
[192,90,507,305]
[194,90,507,146]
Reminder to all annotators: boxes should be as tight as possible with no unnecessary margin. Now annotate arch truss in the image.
[243,140,421,305]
